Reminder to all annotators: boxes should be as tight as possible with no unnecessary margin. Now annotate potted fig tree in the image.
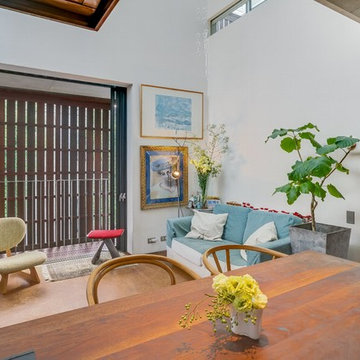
[266,123,359,259]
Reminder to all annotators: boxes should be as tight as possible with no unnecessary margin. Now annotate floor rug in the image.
[41,252,124,282]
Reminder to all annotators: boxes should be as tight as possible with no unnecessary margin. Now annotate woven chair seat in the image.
[0,251,47,274]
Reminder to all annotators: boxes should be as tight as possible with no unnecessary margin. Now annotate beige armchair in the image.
[0,217,47,294]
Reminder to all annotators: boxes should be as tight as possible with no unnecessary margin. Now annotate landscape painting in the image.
[155,94,192,132]
[141,84,203,139]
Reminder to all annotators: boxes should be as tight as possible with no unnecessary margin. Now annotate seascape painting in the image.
[155,95,192,131]
[141,84,203,139]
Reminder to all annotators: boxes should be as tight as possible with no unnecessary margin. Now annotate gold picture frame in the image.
[140,146,188,210]
[140,84,204,139]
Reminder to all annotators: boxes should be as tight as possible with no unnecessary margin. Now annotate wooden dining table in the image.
[1,251,360,359]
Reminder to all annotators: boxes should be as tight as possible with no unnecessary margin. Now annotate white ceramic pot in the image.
[230,307,263,340]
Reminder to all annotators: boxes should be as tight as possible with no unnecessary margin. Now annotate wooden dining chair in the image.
[202,244,288,275]
[86,254,200,305]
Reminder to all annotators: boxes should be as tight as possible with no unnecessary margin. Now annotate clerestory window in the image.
[210,0,267,35]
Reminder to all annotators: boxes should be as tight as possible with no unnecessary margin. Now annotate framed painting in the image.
[140,146,188,210]
[140,84,203,139]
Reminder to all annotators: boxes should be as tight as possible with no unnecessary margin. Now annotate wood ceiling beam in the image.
[0,0,119,30]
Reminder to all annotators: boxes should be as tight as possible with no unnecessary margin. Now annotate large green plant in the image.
[266,123,359,231]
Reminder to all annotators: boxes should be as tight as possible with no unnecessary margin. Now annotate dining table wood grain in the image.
[0,251,360,359]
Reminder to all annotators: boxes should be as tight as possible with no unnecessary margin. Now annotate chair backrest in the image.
[86,254,200,305]
[0,217,26,253]
[202,244,287,275]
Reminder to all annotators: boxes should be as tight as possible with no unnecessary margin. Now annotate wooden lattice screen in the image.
[0,87,111,251]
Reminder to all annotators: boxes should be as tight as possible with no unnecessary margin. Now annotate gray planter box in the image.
[289,223,351,259]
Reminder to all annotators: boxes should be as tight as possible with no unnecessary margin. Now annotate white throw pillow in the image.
[185,210,228,241]
[240,222,278,261]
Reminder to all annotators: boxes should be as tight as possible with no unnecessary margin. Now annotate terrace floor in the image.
[0,245,173,328]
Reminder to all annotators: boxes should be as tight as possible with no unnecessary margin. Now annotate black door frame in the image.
[111,87,127,251]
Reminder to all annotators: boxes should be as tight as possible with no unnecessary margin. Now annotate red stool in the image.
[87,229,125,265]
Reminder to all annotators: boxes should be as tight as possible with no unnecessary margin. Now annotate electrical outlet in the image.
[346,211,355,224]
[147,237,157,244]
[160,235,166,242]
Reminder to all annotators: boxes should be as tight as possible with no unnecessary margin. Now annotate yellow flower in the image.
[212,273,228,292]
[252,292,268,309]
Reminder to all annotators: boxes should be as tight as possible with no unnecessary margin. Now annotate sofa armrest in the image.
[247,237,292,265]
[166,216,193,247]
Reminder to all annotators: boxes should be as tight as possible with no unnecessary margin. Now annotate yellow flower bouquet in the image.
[179,273,267,338]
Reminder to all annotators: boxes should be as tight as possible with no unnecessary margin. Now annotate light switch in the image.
[346,211,355,224]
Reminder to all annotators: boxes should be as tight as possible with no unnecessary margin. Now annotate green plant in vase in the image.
[189,124,229,208]
[266,123,359,231]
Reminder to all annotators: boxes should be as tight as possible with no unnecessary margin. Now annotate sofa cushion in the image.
[243,210,302,242]
[241,221,278,261]
[213,204,252,243]
[185,211,228,241]
[172,237,247,267]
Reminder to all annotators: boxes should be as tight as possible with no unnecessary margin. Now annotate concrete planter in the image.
[289,223,351,259]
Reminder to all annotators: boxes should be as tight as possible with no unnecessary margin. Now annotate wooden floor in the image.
[0,248,183,329]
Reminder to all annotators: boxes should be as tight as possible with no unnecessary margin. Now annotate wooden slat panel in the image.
[17,101,26,221]
[102,109,109,229]
[27,101,36,251]
[86,108,94,234]
[70,105,78,244]
[0,88,111,109]
[94,108,101,229]
[36,102,45,250]
[0,88,112,251]
[46,103,55,247]
[55,105,62,247]
[6,99,16,217]
[0,99,5,218]
[61,105,70,246]
[78,107,86,241]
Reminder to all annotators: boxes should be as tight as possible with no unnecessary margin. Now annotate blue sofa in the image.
[166,204,302,277]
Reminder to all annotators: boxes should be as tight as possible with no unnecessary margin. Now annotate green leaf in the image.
[296,123,319,132]
[286,186,300,205]
[299,132,321,149]
[327,137,336,145]
[309,157,333,178]
[300,181,315,194]
[314,183,326,200]
[273,183,292,194]
[334,136,360,149]
[336,163,349,174]
[265,128,288,142]
[280,137,299,153]
[327,156,337,165]
[288,161,309,181]
[288,157,332,181]
[327,184,345,199]
[316,144,338,155]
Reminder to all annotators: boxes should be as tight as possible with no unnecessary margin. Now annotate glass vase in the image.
[197,172,210,208]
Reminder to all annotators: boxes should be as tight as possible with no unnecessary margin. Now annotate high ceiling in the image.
[0,0,119,30]
[317,0,360,22]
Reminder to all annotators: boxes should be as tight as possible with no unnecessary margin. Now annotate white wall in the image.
[0,0,207,253]
[207,0,360,260]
